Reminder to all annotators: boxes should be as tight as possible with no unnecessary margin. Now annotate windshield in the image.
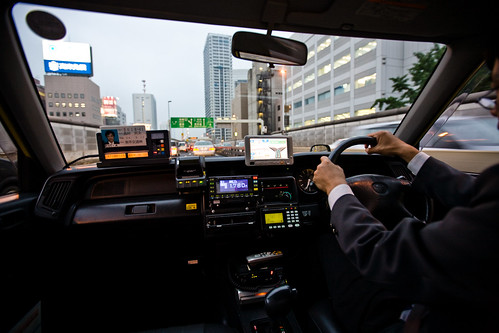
[12,2,445,164]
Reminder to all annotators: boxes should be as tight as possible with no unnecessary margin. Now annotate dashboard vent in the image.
[42,180,72,210]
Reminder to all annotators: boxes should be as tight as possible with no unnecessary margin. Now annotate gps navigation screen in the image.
[249,138,288,160]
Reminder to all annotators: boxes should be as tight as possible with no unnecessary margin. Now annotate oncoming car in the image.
[192,140,216,156]
[0,0,498,332]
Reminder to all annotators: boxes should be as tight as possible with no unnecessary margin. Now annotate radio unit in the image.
[208,176,259,200]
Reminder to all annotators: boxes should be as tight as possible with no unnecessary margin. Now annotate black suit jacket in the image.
[330,157,499,331]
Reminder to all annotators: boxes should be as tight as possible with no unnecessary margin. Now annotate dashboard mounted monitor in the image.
[244,135,293,166]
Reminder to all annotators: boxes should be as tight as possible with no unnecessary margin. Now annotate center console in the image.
[204,175,303,233]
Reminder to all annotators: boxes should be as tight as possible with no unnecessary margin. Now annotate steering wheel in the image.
[330,136,431,229]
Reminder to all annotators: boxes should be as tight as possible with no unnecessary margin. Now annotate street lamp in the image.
[168,100,172,138]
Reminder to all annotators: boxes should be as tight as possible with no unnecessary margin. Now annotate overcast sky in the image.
[12,3,281,138]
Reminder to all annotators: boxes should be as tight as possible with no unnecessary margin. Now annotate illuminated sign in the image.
[101,96,118,117]
[42,40,93,76]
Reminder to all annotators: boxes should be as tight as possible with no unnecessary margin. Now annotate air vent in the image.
[390,163,414,181]
[42,180,72,210]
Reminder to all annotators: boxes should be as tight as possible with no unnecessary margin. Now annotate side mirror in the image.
[232,32,307,66]
[310,144,331,152]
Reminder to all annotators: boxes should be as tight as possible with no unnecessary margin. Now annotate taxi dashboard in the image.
[34,152,411,238]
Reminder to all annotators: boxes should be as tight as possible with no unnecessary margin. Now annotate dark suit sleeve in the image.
[330,163,499,306]
[411,157,476,207]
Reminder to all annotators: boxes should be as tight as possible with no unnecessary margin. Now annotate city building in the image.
[203,33,233,141]
[247,63,284,135]
[101,96,126,126]
[233,69,248,89]
[230,82,248,142]
[132,93,157,130]
[44,75,102,126]
[284,34,433,129]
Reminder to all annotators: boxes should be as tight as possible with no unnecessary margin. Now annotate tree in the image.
[372,44,445,110]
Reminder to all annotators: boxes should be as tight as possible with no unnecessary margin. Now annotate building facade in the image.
[203,33,233,141]
[132,93,157,130]
[285,34,433,129]
[247,63,284,135]
[44,75,102,126]
[230,82,249,142]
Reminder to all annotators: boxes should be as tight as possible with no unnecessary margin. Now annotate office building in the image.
[285,34,433,129]
[44,75,102,126]
[203,33,233,141]
[247,63,284,135]
[132,93,157,130]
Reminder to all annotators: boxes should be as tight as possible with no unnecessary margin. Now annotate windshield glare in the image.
[12,2,456,165]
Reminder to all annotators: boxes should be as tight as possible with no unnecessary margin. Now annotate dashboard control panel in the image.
[204,175,303,233]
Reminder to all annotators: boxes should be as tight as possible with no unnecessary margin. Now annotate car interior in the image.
[0,0,497,332]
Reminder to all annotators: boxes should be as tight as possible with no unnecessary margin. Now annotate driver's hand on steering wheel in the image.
[366,131,419,163]
[314,156,347,195]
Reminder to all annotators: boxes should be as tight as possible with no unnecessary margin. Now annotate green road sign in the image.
[170,117,214,128]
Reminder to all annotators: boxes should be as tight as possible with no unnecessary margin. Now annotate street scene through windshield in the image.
[12,3,495,167]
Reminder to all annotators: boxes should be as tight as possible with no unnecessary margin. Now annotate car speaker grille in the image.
[42,180,72,210]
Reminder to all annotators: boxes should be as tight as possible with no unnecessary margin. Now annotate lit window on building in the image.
[304,119,315,126]
[74,103,79,108]
[355,41,377,58]
[61,102,66,108]
[55,102,60,107]
[333,55,351,69]
[68,103,73,108]
[334,83,351,95]
[48,93,53,98]
[76,112,80,117]
[317,38,331,53]
[334,112,350,120]
[318,64,332,76]
[307,50,315,60]
[304,73,315,84]
[292,80,302,90]
[318,116,331,123]
[81,103,86,108]
[355,73,376,89]
[67,93,72,98]
[355,108,376,117]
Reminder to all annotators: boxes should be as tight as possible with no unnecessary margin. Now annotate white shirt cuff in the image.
[328,184,354,210]
[407,152,430,175]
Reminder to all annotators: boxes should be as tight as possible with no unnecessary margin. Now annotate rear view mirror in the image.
[232,32,307,66]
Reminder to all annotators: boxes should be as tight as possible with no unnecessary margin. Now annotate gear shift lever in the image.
[264,285,297,322]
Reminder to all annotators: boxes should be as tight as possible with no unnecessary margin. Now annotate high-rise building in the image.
[285,35,433,129]
[203,33,233,141]
[132,93,157,130]
[101,96,126,126]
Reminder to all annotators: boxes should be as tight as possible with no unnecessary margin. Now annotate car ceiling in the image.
[22,0,493,43]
